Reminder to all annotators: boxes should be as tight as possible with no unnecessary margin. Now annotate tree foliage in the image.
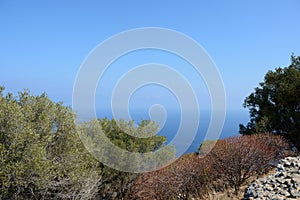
[79,118,174,199]
[0,87,173,199]
[0,87,102,199]
[240,55,300,148]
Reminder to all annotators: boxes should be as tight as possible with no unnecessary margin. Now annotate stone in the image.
[276,178,285,184]
[284,161,291,167]
[283,179,292,186]
[277,164,285,172]
[261,178,268,184]
[290,190,300,198]
[244,156,300,199]
[285,174,293,179]
[265,186,273,191]
[279,189,290,196]
[292,174,300,183]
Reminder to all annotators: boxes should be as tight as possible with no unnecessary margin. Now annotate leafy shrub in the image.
[0,87,174,199]
[0,87,102,199]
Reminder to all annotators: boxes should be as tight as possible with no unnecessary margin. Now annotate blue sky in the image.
[1,0,300,115]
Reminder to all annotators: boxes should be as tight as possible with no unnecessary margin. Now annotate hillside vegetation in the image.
[1,55,299,199]
[0,89,292,199]
[0,87,172,199]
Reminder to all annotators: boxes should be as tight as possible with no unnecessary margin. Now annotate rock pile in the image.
[244,156,300,200]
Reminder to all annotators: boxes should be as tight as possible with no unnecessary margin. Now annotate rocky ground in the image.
[244,156,300,200]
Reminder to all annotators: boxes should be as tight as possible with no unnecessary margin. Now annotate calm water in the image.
[94,109,250,154]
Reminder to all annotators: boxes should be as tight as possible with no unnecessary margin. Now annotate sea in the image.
[93,109,250,155]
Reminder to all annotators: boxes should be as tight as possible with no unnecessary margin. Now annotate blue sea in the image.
[94,109,250,154]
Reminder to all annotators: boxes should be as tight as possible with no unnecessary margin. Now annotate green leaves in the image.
[0,88,175,199]
[0,89,101,199]
[240,55,300,148]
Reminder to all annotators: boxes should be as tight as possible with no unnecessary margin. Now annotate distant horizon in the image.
[1,1,299,154]
[95,108,249,154]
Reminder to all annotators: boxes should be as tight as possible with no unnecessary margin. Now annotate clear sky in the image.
[1,0,300,114]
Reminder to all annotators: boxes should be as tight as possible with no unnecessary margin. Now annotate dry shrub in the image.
[126,133,291,199]
[198,140,218,155]
[207,133,290,194]
[254,133,293,159]
[125,154,213,200]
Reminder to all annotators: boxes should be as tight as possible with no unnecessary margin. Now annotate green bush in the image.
[0,87,174,199]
